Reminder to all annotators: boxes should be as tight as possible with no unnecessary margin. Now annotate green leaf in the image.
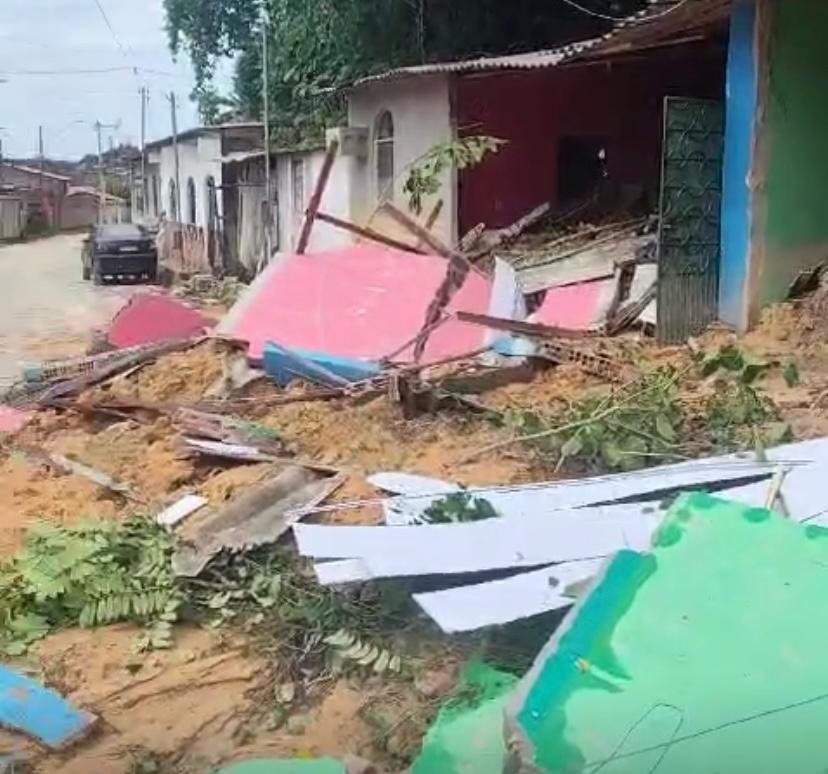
[783,362,801,387]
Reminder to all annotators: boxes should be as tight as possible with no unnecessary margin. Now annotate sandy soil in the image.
[4,284,828,770]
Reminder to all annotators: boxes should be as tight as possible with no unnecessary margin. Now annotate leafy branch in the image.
[403,136,506,214]
[0,518,179,656]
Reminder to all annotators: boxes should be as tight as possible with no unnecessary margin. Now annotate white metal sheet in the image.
[413,560,603,633]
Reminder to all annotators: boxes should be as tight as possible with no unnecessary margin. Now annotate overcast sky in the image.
[0,0,224,160]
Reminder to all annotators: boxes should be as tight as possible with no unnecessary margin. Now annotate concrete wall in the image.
[754,0,828,311]
[155,132,223,229]
[348,73,456,244]
[274,146,353,253]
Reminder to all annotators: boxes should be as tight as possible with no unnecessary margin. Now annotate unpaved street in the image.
[0,233,138,387]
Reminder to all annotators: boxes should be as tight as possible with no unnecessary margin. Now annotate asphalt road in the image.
[0,233,138,388]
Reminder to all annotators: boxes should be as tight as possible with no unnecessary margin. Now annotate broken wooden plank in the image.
[315,211,427,254]
[604,281,657,336]
[0,666,97,749]
[156,494,209,527]
[173,469,345,576]
[382,201,467,263]
[418,199,445,249]
[295,138,340,254]
[456,311,597,340]
[37,337,202,405]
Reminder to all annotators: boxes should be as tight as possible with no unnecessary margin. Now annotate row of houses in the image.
[137,0,827,335]
[0,162,127,240]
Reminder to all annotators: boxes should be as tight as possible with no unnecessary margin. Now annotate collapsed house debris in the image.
[507,491,828,772]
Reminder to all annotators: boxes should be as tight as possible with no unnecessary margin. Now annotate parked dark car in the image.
[82,224,157,285]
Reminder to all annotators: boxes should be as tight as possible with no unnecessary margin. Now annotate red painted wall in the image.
[456,45,725,232]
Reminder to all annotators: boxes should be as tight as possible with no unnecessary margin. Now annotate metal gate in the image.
[657,97,724,343]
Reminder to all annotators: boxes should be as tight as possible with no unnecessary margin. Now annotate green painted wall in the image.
[759,0,828,307]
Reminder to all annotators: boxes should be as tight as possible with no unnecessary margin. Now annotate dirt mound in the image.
[0,455,123,554]
[262,395,547,489]
[27,625,262,773]
[17,624,439,773]
[106,340,227,403]
[45,417,193,502]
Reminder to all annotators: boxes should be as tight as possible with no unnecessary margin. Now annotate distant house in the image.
[142,123,265,274]
[0,163,71,230]
[61,187,128,230]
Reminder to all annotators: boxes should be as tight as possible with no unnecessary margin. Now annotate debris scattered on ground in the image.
[506,491,828,773]
[0,665,97,749]
[6,224,828,772]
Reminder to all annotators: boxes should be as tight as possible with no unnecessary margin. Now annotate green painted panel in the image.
[411,661,517,774]
[761,0,828,303]
[511,492,828,773]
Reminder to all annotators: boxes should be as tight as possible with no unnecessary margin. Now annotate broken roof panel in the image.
[107,293,211,349]
[508,491,828,773]
[217,244,490,363]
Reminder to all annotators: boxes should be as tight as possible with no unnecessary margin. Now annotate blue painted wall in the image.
[719,0,758,329]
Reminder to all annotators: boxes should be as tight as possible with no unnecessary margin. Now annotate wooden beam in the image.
[417,198,444,249]
[382,201,457,259]
[455,311,597,340]
[295,138,339,254]
[316,211,426,254]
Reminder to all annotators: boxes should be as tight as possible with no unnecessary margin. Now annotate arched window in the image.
[187,177,197,224]
[168,179,178,221]
[375,110,394,201]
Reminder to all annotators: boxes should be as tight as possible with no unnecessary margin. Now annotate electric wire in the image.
[557,0,693,23]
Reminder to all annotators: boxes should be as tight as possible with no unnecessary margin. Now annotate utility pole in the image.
[261,15,272,267]
[94,120,119,225]
[140,86,148,220]
[38,125,44,188]
[95,121,105,224]
[168,92,181,223]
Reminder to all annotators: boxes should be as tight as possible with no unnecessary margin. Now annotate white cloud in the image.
[0,0,222,159]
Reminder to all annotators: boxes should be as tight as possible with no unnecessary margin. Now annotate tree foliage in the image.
[164,0,647,138]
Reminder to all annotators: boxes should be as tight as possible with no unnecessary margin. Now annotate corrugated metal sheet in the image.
[354,0,729,87]
[354,45,592,85]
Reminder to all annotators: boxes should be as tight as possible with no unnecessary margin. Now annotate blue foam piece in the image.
[263,342,381,387]
[0,666,95,748]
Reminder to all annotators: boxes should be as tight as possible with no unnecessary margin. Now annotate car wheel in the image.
[82,265,91,281]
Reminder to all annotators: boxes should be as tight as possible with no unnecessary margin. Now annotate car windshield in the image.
[96,225,147,241]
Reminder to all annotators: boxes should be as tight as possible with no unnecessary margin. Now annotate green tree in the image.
[164,0,647,141]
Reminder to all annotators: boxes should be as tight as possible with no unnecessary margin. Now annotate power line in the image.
[0,66,185,78]
[557,0,693,23]
[91,0,134,60]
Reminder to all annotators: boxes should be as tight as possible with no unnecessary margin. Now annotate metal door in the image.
[657,97,724,343]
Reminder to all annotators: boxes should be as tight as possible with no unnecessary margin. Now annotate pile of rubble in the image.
[3,200,828,772]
